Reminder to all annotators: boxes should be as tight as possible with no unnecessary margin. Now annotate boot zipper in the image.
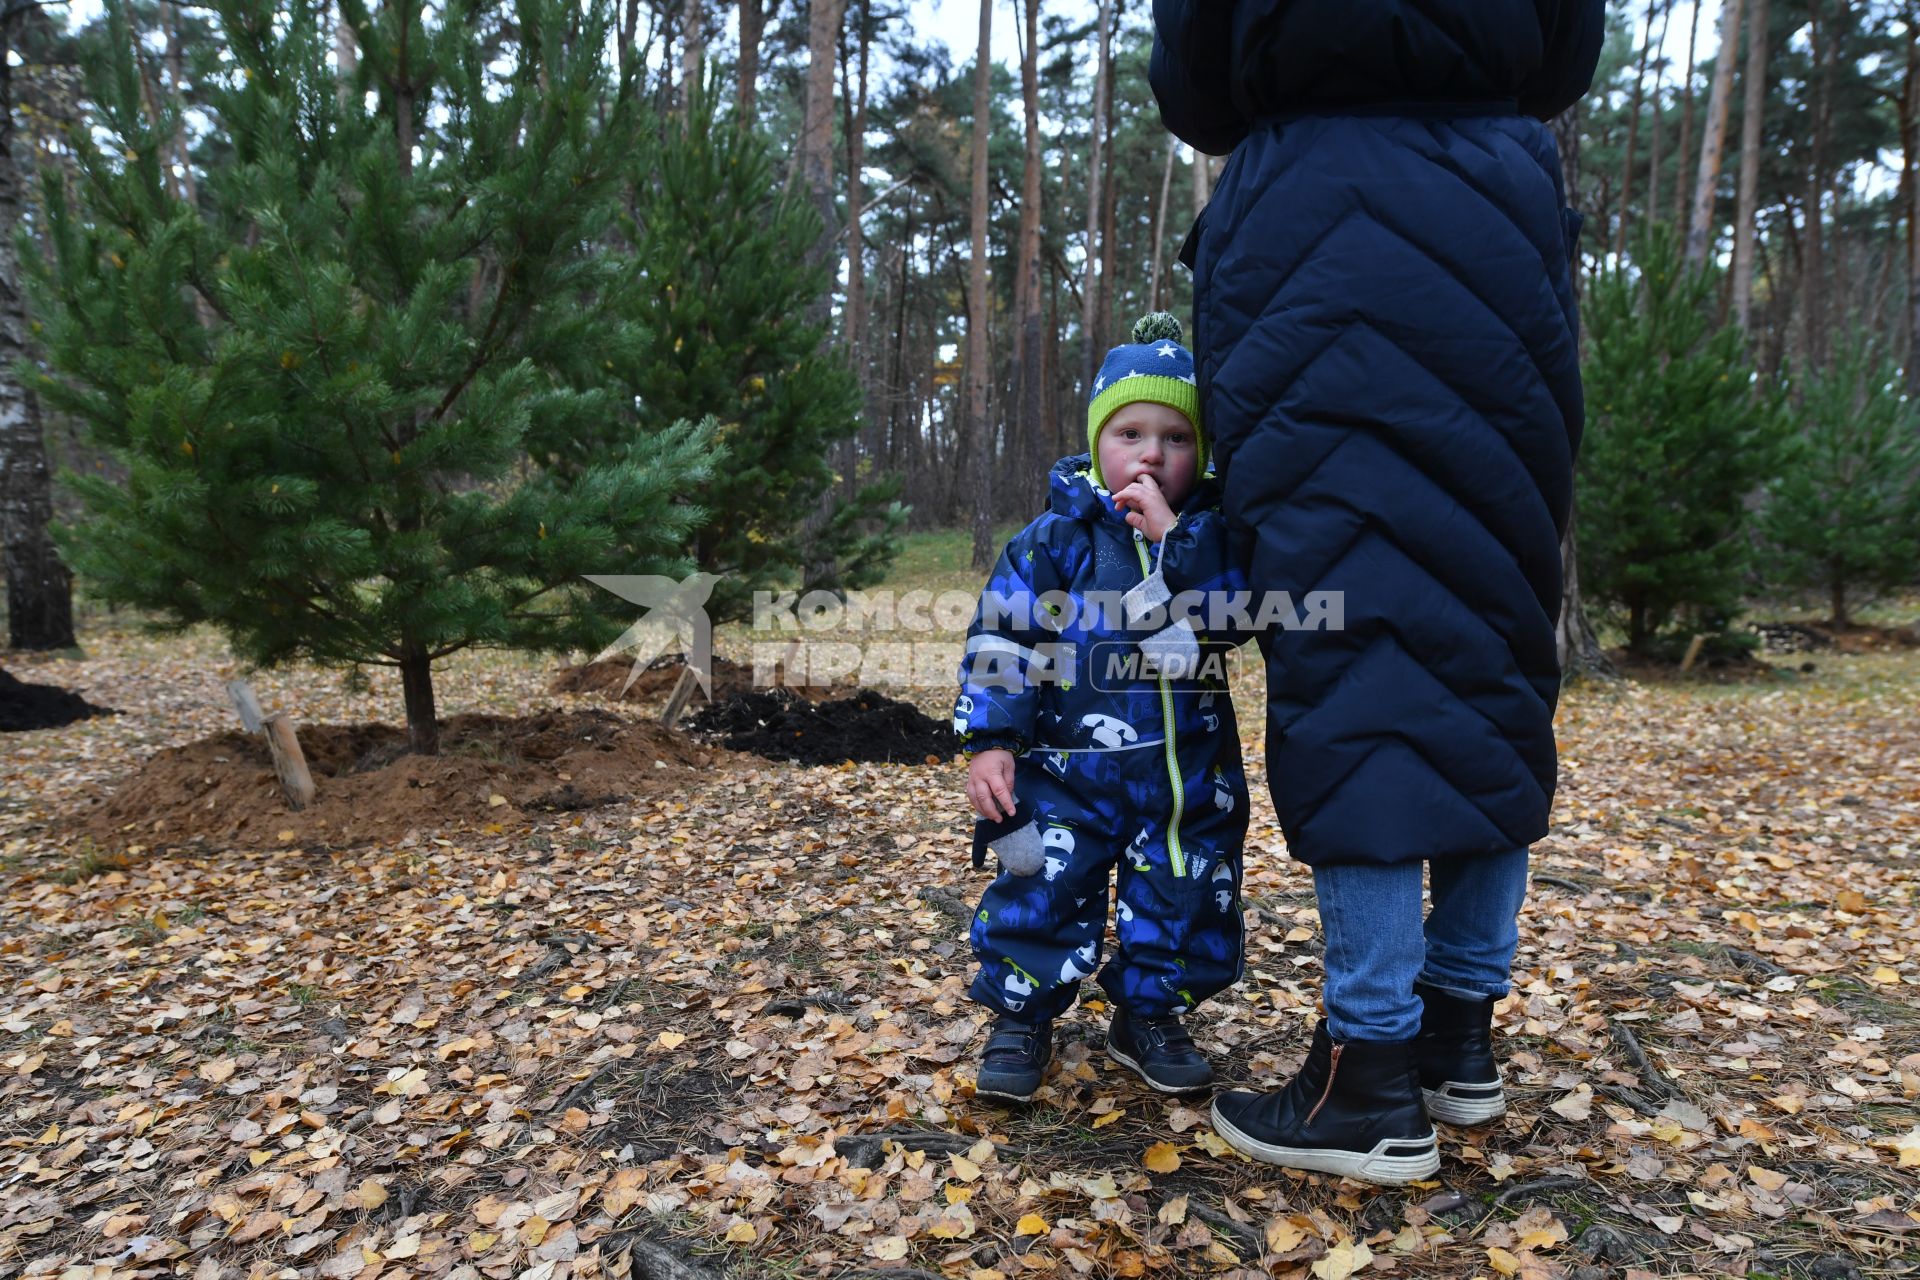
[1305,1043,1344,1128]
[1133,530,1186,879]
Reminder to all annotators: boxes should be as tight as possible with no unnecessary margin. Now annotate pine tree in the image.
[27,0,716,754]
[614,82,903,621]
[1762,332,1920,628]
[1579,224,1786,656]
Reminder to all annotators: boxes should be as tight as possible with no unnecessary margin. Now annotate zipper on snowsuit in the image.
[1133,529,1186,878]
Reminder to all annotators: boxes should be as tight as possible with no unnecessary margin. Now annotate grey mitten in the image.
[990,822,1048,876]
[1140,616,1202,679]
[971,799,1047,876]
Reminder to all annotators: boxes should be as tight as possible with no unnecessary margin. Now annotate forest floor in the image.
[2,567,1917,1280]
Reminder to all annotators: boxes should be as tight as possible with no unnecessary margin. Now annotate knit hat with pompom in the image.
[1086,312,1203,489]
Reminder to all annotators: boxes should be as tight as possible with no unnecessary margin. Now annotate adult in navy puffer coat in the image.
[955,454,1250,1029]
[1149,0,1604,1184]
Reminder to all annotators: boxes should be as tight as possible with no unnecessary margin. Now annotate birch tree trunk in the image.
[965,0,994,570]
[1687,0,1745,263]
[1732,0,1770,329]
[0,4,75,651]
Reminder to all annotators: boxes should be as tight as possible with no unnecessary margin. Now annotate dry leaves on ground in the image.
[1,625,1915,1280]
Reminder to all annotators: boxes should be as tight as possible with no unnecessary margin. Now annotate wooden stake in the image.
[262,713,317,810]
[1680,633,1708,673]
[226,679,265,734]
[660,665,700,726]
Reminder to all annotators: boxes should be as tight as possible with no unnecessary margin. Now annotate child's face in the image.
[1098,403,1199,506]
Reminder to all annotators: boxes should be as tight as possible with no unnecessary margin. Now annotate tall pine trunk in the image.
[840,0,871,397]
[1905,7,1919,396]
[337,0,359,106]
[737,0,764,122]
[1687,0,1745,263]
[683,0,705,100]
[0,9,75,651]
[799,0,845,333]
[1551,101,1612,681]
[1803,0,1836,368]
[1149,134,1176,310]
[1012,0,1046,513]
[1732,0,1769,329]
[1079,0,1112,400]
[965,0,994,570]
[1646,0,1671,226]
[1097,45,1118,348]
[1615,0,1655,255]
[1673,0,1701,226]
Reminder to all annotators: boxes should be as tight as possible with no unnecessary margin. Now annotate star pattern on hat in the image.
[1156,343,1179,358]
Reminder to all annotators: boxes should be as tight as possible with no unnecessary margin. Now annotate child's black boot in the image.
[1209,1020,1440,1185]
[1106,1005,1214,1093]
[974,1016,1053,1102]
[1413,980,1506,1124]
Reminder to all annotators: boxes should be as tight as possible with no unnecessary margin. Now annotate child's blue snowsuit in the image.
[954,454,1251,1023]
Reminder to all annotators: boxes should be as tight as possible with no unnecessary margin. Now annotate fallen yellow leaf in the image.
[1015,1213,1048,1236]
[1265,1217,1306,1254]
[725,1221,756,1244]
[1142,1141,1181,1174]
[1487,1246,1521,1277]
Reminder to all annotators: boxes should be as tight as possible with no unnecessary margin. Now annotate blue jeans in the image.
[1312,847,1529,1042]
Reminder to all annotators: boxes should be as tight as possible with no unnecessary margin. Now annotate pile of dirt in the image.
[1752,619,1920,655]
[1,667,114,732]
[687,688,959,765]
[74,707,719,851]
[550,653,758,701]
[1607,646,1785,683]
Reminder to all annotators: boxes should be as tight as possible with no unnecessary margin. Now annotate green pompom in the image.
[1131,311,1183,345]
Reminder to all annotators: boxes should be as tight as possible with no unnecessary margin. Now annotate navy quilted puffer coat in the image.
[1150,0,1604,867]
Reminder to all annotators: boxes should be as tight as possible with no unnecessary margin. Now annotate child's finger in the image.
[987,772,1015,820]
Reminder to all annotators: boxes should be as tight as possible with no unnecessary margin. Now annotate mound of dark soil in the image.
[687,687,959,765]
[1,667,115,732]
[74,707,720,851]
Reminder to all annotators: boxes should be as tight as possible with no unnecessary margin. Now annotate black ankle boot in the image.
[1106,1006,1214,1093]
[974,1016,1053,1102]
[1413,981,1506,1125]
[1210,1021,1439,1184]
